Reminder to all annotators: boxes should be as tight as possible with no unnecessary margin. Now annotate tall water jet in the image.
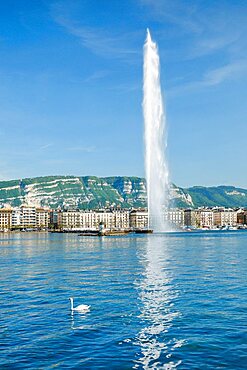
[143,29,169,231]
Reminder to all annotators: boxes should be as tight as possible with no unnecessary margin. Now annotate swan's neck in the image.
[70,298,74,310]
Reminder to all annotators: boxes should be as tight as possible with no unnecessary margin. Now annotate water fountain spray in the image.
[143,29,170,231]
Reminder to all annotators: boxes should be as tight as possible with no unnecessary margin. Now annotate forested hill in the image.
[0,176,246,209]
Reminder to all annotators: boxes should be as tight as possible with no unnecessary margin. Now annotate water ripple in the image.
[0,231,247,368]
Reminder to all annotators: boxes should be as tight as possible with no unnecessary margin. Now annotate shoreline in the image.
[1,228,247,236]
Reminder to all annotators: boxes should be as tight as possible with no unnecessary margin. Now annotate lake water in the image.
[0,231,247,369]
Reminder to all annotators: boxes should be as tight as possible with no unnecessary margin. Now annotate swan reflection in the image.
[134,235,184,369]
[70,310,91,331]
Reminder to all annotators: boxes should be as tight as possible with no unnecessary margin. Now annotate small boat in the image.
[134,229,153,234]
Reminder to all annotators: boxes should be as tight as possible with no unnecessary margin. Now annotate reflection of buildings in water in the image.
[0,232,51,258]
[134,236,184,369]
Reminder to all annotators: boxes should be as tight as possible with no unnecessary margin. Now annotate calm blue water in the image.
[0,231,247,369]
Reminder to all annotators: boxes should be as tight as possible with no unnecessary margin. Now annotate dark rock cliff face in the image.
[0,176,246,209]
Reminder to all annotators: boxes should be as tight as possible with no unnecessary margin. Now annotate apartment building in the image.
[11,208,21,228]
[0,208,12,231]
[184,209,198,228]
[237,210,247,225]
[36,208,51,229]
[19,206,36,228]
[130,209,184,229]
[20,206,36,228]
[11,206,50,229]
[164,209,184,226]
[112,209,130,229]
[0,205,246,232]
[213,208,239,227]
[184,207,243,228]
[196,209,214,228]
[96,210,114,229]
[130,209,148,229]
[57,209,130,230]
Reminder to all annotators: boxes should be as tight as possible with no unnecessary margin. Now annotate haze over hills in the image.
[0,176,246,209]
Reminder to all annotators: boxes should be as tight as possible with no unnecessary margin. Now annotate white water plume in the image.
[143,29,170,232]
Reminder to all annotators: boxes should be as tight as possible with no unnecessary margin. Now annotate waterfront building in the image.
[112,209,130,229]
[96,210,114,229]
[57,210,91,230]
[164,208,184,226]
[2,206,38,230]
[130,209,148,229]
[19,206,37,228]
[213,208,239,227]
[184,209,198,228]
[11,208,21,229]
[1,205,246,232]
[198,209,214,228]
[237,209,247,225]
[12,206,49,229]
[243,210,247,225]
[36,208,51,229]
[0,208,12,231]
[57,209,130,230]
[50,210,58,228]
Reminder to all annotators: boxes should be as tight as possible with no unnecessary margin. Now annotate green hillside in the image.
[186,186,247,208]
[0,176,246,209]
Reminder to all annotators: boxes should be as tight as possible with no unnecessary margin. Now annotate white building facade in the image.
[57,209,130,230]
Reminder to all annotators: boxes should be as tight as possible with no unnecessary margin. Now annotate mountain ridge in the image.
[0,175,246,209]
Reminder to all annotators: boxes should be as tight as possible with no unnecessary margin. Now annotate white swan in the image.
[69,297,90,313]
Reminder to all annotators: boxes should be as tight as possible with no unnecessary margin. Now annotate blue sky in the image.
[0,0,246,187]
